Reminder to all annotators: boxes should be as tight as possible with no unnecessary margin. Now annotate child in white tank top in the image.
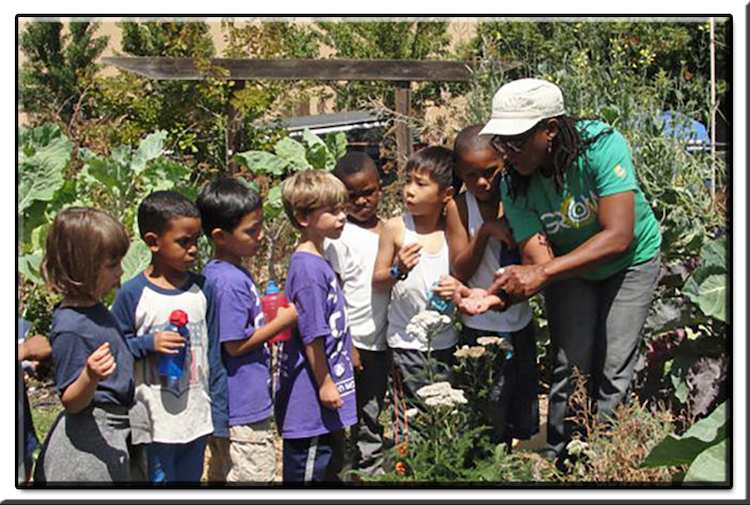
[445,125,540,447]
[372,146,461,446]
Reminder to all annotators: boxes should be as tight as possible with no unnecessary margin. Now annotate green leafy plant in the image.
[642,400,728,483]
[636,236,728,437]
[18,124,75,284]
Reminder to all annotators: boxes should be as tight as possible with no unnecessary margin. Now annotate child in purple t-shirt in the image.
[197,178,298,483]
[278,170,357,483]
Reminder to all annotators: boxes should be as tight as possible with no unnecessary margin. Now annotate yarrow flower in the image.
[566,439,595,459]
[406,310,453,344]
[477,336,501,346]
[476,336,514,356]
[416,381,468,408]
[453,345,486,359]
[405,408,419,420]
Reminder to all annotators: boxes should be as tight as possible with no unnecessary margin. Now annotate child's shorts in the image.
[207,417,276,483]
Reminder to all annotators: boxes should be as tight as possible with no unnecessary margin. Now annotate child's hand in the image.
[432,275,462,301]
[86,342,117,381]
[154,331,186,354]
[352,346,363,374]
[396,242,422,274]
[482,219,516,249]
[18,334,52,362]
[319,380,343,410]
[454,286,505,315]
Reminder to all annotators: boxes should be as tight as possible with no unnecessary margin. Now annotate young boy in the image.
[323,152,389,477]
[372,146,462,444]
[112,190,228,483]
[446,124,539,446]
[197,178,297,483]
[277,170,357,483]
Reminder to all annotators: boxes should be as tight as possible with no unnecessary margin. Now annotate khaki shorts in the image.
[206,418,276,483]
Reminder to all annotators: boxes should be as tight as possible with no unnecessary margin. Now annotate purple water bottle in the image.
[158,310,189,391]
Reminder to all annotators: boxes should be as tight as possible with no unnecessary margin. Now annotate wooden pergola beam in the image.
[104,57,519,173]
[103,57,482,82]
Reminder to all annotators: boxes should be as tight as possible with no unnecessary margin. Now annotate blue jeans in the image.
[544,254,661,455]
[147,435,208,483]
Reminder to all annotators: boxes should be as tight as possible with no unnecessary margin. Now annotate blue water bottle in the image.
[427,279,454,314]
[158,309,189,391]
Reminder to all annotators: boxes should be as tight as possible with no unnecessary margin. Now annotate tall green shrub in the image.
[19,20,109,123]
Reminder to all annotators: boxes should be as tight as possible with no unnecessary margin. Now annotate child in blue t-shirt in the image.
[278,170,357,483]
[34,207,134,483]
[111,191,228,483]
[197,178,297,483]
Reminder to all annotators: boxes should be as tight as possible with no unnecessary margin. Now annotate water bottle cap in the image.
[169,309,188,327]
[266,279,280,295]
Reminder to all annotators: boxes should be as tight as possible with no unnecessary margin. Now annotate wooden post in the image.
[395,82,413,169]
[226,80,245,175]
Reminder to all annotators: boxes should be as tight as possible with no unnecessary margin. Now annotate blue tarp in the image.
[659,111,710,152]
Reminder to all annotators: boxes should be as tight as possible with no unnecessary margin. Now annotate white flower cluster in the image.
[476,336,514,356]
[566,439,595,459]
[406,310,453,344]
[453,345,486,359]
[476,336,501,346]
[416,381,468,408]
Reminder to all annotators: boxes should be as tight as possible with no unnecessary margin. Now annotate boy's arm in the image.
[372,218,420,290]
[111,283,157,359]
[222,304,298,357]
[304,337,342,410]
[205,280,229,438]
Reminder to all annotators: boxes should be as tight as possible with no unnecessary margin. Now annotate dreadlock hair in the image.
[506,115,614,200]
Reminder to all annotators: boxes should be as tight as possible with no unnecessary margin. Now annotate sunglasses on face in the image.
[490,121,547,155]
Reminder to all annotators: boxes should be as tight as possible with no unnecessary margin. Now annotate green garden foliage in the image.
[642,401,728,483]
[462,20,728,126]
[315,21,460,113]
[19,20,109,123]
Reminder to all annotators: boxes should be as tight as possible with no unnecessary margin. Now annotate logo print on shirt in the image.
[334,363,346,378]
[613,164,627,179]
[327,277,352,378]
[540,190,599,234]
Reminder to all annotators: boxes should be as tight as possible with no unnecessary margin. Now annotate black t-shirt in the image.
[50,304,135,407]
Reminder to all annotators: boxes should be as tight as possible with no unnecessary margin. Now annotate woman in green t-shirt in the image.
[456,78,662,462]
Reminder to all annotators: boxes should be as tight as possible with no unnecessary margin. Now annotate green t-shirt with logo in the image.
[501,120,662,280]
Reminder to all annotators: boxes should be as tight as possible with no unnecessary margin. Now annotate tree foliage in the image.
[19,20,109,123]
[315,21,459,113]
[462,20,729,126]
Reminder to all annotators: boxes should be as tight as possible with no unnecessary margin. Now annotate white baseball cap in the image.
[479,78,566,137]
